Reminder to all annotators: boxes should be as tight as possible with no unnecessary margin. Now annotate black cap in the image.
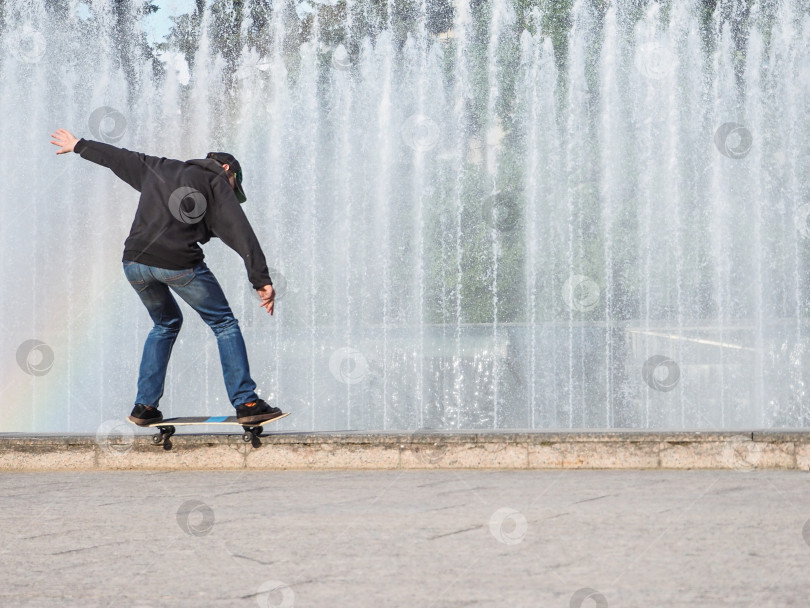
[206,152,246,203]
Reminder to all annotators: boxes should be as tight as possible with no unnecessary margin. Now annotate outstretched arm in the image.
[50,127,161,193]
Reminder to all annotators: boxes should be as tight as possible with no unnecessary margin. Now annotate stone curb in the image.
[1,430,809,471]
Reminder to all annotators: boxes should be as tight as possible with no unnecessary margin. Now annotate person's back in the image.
[123,157,212,269]
[50,128,284,426]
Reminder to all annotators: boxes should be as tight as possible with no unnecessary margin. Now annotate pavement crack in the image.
[541,512,570,521]
[50,540,120,556]
[417,479,457,488]
[231,554,275,565]
[428,524,484,540]
[23,530,80,540]
[422,503,467,513]
[239,578,318,599]
[571,494,613,505]
[436,486,493,497]
[215,486,276,497]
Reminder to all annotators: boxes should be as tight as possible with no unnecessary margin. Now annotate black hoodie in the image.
[74,138,272,289]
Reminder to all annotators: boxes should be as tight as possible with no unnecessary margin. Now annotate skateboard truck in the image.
[151,425,176,451]
[241,425,263,447]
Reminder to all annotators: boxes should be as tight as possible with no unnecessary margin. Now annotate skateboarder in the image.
[50,128,283,426]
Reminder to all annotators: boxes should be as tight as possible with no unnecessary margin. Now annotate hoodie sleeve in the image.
[74,138,163,193]
[207,173,273,290]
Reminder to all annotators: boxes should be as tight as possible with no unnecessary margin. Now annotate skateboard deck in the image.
[127,412,290,450]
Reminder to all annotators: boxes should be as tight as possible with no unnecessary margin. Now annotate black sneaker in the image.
[128,404,163,426]
[235,399,283,425]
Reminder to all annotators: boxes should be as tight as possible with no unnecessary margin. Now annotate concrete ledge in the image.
[2,430,810,471]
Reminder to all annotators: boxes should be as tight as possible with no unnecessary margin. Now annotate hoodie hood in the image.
[186,158,247,203]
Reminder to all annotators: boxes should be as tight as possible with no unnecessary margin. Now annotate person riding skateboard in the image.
[50,128,283,426]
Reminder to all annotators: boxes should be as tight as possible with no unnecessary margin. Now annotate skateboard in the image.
[127,412,290,450]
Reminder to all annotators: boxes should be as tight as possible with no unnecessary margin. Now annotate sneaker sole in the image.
[236,411,285,425]
[127,415,164,427]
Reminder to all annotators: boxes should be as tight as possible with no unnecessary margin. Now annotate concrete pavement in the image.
[1,469,809,606]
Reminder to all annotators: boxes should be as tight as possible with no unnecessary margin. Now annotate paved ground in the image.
[1,470,809,607]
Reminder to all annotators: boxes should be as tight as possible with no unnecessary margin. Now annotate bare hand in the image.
[50,128,78,154]
[257,284,275,315]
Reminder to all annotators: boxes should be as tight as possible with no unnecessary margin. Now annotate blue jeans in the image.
[122,260,259,409]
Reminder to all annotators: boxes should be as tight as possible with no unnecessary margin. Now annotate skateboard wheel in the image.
[152,434,163,445]
[253,426,264,437]
[241,432,252,443]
